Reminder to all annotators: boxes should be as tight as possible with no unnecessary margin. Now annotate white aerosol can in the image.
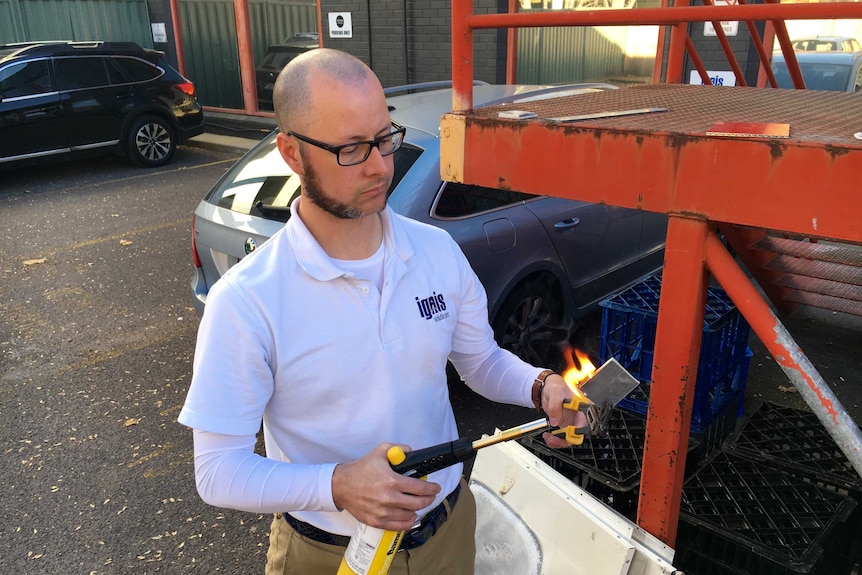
[336,447,411,575]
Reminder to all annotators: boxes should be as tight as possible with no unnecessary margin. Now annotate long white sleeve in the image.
[192,429,338,514]
[449,346,542,408]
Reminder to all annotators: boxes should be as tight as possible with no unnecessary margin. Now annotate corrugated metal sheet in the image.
[179,0,241,108]
[65,0,152,45]
[0,0,150,45]
[178,0,315,109]
[515,1,663,85]
[517,25,627,84]
[0,0,24,43]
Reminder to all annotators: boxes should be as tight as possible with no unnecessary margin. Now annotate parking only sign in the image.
[704,0,739,37]
[328,12,353,39]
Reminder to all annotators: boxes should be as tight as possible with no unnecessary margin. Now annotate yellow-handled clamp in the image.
[556,392,600,446]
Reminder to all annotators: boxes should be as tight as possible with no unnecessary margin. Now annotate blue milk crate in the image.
[600,275,752,431]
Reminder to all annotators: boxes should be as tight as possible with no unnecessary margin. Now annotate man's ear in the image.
[276,132,304,176]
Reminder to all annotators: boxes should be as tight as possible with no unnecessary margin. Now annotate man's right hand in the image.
[331,443,441,531]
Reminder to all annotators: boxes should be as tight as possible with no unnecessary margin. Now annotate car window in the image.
[0,59,52,98]
[772,62,852,91]
[110,57,161,83]
[54,56,109,90]
[434,183,533,218]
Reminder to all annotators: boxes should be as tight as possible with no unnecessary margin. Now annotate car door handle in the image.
[554,218,579,233]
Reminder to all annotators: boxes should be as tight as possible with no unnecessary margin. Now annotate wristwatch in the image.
[531,369,555,413]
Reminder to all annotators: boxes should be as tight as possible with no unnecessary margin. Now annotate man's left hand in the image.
[539,373,588,449]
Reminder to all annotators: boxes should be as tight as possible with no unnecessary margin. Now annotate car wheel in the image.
[128,115,176,167]
[492,279,567,369]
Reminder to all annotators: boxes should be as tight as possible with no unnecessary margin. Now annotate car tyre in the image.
[492,279,567,370]
[128,115,176,167]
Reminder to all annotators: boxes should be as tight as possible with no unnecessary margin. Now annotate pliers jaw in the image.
[556,397,612,446]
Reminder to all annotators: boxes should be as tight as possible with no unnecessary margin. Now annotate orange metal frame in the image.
[443,0,862,546]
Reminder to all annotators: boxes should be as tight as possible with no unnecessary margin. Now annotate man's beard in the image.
[302,158,386,220]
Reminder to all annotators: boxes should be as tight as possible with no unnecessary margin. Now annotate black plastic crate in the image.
[518,408,699,519]
[724,401,862,497]
[600,275,751,431]
[688,391,744,465]
[676,450,860,575]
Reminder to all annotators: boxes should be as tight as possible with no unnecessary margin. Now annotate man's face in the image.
[281,73,395,220]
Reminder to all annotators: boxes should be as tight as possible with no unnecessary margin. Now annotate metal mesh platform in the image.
[469,84,862,147]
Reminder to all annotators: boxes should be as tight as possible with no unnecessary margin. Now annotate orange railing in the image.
[446,0,862,546]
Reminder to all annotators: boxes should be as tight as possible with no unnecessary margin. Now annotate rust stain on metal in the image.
[772,326,841,423]
[767,141,787,161]
[674,209,710,221]
[664,133,693,149]
[824,144,851,158]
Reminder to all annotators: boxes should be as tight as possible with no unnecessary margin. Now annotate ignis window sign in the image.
[328,13,353,38]
[688,70,737,87]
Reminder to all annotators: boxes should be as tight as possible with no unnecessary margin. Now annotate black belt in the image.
[282,483,461,551]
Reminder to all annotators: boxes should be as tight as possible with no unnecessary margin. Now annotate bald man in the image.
[179,49,581,574]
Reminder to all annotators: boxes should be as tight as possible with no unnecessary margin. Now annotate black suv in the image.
[0,41,204,168]
[255,33,318,111]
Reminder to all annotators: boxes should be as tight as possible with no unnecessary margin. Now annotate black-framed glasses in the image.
[287,122,406,166]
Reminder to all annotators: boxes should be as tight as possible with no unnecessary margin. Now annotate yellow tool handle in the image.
[557,395,594,446]
[387,445,407,466]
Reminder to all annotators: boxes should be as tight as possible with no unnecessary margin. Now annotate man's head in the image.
[272,49,397,220]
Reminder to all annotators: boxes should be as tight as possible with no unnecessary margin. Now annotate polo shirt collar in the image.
[287,198,414,282]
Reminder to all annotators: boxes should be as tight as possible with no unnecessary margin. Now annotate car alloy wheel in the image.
[129,115,176,167]
[492,278,567,370]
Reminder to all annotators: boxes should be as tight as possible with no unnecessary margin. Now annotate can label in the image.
[339,524,403,575]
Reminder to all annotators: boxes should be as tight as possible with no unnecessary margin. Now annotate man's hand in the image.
[331,443,441,531]
[539,373,589,449]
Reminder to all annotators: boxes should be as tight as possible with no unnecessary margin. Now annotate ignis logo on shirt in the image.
[415,292,449,322]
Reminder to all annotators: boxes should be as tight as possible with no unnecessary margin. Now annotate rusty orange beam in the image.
[737,0,778,88]
[234,0,257,113]
[664,0,690,84]
[705,233,862,477]
[441,104,862,244]
[651,0,670,84]
[637,215,710,543]
[684,34,712,86]
[169,0,187,77]
[506,0,518,84]
[465,3,862,29]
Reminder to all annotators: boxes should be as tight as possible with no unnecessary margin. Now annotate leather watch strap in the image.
[531,369,555,413]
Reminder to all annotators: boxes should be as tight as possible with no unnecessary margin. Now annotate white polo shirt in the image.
[179,200,535,535]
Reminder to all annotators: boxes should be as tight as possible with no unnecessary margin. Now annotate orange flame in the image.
[561,347,597,393]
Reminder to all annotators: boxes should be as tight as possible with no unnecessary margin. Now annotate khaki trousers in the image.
[265,478,476,575]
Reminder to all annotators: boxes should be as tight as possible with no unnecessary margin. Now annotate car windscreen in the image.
[205,134,423,221]
[772,61,852,91]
